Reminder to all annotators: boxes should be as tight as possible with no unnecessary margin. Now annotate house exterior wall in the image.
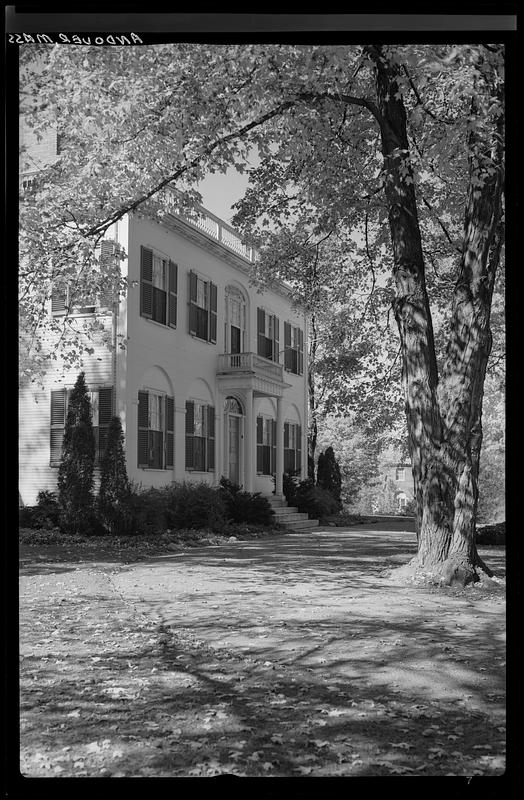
[19,204,308,505]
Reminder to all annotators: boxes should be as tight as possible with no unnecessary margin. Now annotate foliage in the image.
[320,512,368,527]
[125,485,171,536]
[218,478,274,526]
[57,372,96,534]
[285,475,341,519]
[18,44,505,576]
[164,482,227,532]
[316,446,342,505]
[97,416,132,535]
[476,522,505,546]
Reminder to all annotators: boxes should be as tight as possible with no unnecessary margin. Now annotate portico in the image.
[216,352,292,496]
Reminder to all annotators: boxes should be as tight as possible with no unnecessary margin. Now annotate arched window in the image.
[225,286,247,354]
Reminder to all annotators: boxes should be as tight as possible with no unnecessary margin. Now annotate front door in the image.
[228,414,240,485]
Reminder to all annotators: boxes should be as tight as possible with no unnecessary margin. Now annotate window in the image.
[284,422,302,474]
[140,246,178,327]
[284,322,304,375]
[257,308,279,362]
[395,467,406,481]
[257,416,276,475]
[185,400,215,471]
[225,288,246,354]
[397,492,407,511]
[50,386,113,466]
[52,240,119,315]
[137,391,174,469]
[188,270,217,343]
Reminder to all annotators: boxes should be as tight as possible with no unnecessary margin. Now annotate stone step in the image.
[272,511,310,523]
[283,519,320,531]
[270,506,299,516]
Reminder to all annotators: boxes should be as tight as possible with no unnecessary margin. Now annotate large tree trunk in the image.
[368,46,504,585]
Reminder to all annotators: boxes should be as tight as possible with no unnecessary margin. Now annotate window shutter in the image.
[298,328,304,375]
[256,416,264,473]
[207,405,215,471]
[51,286,68,314]
[284,422,289,449]
[98,387,113,461]
[166,396,174,469]
[273,316,279,363]
[50,389,67,464]
[284,322,292,370]
[140,247,153,318]
[137,391,149,467]
[257,308,265,357]
[188,271,198,335]
[168,261,178,328]
[209,282,217,343]
[271,419,277,474]
[99,240,117,309]
[296,425,302,474]
[185,400,195,469]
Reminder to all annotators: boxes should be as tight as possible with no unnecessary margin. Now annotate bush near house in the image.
[284,474,341,520]
[164,482,227,532]
[57,372,97,535]
[218,478,274,526]
[97,416,133,535]
[316,446,342,506]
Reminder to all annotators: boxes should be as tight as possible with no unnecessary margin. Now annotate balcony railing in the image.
[169,189,257,263]
[217,352,284,382]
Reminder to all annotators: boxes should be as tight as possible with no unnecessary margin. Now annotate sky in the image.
[197,167,250,225]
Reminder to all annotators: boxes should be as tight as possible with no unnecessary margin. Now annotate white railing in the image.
[217,352,283,382]
[168,189,257,263]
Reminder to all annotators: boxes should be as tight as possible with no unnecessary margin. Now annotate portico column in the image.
[244,388,254,492]
[275,395,284,498]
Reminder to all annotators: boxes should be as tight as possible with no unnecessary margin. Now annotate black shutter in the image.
[273,316,279,363]
[165,396,174,469]
[207,405,215,471]
[51,286,67,314]
[168,261,178,328]
[185,401,195,469]
[137,391,149,467]
[271,419,277,474]
[284,422,289,449]
[296,425,302,475]
[256,416,264,473]
[188,271,198,335]
[140,247,153,318]
[98,387,114,461]
[209,282,217,343]
[50,389,67,465]
[298,328,304,375]
[99,240,116,309]
[257,308,265,357]
[284,322,292,370]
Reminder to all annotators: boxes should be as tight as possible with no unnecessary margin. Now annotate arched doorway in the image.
[224,396,244,485]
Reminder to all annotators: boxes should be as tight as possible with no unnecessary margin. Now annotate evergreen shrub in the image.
[218,477,274,526]
[97,416,132,535]
[57,372,96,534]
[316,446,342,505]
[165,482,226,531]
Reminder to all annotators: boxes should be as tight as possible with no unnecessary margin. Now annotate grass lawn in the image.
[18,525,506,777]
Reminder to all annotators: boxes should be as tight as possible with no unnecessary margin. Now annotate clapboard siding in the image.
[19,321,113,505]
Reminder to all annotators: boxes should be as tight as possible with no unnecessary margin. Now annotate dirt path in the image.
[19,528,506,777]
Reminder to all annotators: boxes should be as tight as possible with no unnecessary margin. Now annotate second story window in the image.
[52,240,119,315]
[140,246,178,328]
[225,287,246,354]
[284,322,304,375]
[257,308,279,362]
[188,270,217,343]
[395,467,406,481]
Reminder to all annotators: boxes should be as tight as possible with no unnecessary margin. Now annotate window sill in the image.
[141,316,177,331]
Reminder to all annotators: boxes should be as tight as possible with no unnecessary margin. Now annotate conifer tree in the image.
[57,371,95,533]
[316,446,342,506]
[98,415,132,535]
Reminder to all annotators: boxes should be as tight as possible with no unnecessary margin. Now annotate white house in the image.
[19,192,309,506]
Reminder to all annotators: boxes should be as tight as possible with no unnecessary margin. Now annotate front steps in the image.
[267,494,319,532]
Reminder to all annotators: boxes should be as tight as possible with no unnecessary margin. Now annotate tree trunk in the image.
[308,312,319,480]
[368,46,504,585]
